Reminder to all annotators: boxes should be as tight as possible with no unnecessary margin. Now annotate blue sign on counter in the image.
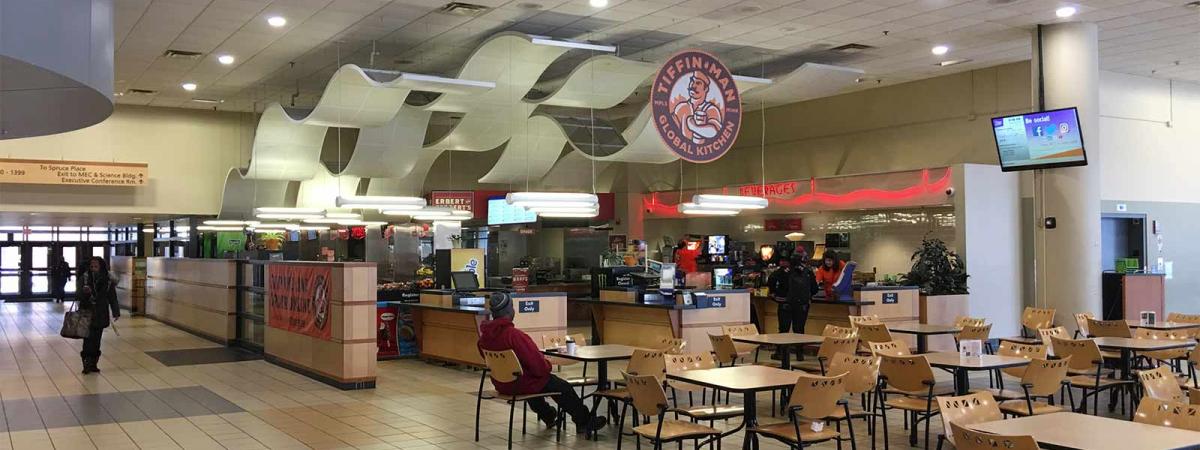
[518,300,540,313]
[883,292,899,304]
[710,297,726,308]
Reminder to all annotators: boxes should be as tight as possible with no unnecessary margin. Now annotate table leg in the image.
[597,361,609,391]
[916,335,928,354]
[742,391,758,450]
[954,368,969,395]
[1119,349,1132,380]
[780,345,791,370]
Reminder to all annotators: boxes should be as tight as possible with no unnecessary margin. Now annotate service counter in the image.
[403,291,568,367]
[144,258,239,343]
[111,255,146,315]
[577,288,752,354]
[752,286,921,347]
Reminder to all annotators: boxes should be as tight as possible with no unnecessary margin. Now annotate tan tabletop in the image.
[972,412,1200,450]
[732,333,824,346]
[666,365,801,393]
[924,352,1031,370]
[1093,337,1197,352]
[542,344,640,362]
[888,323,962,335]
[1126,320,1200,331]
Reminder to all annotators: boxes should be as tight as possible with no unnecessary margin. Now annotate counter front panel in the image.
[581,290,751,354]
[144,258,238,343]
[410,291,568,367]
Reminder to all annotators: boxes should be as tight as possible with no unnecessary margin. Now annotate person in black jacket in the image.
[78,256,120,374]
[49,257,72,303]
[778,250,818,335]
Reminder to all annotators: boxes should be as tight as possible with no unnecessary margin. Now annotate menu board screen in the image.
[991,107,1087,172]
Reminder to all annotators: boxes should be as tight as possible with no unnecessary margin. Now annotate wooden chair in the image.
[869,340,911,357]
[1087,318,1133,338]
[749,372,857,450]
[979,342,1047,400]
[947,422,1040,450]
[954,316,987,328]
[1000,307,1055,344]
[1184,342,1200,388]
[878,354,942,450]
[661,353,743,433]
[794,336,858,375]
[1167,312,1200,324]
[721,324,761,363]
[1050,336,1135,416]
[1138,365,1188,403]
[934,391,1002,450]
[1134,328,1190,366]
[478,349,564,448]
[955,324,993,354]
[827,352,882,423]
[656,337,687,354]
[996,357,1072,417]
[1036,326,1069,346]
[708,334,742,367]
[542,334,597,395]
[1133,397,1200,431]
[1192,386,1200,405]
[821,324,858,339]
[624,373,722,450]
[1073,312,1095,338]
[856,322,894,344]
[588,349,666,445]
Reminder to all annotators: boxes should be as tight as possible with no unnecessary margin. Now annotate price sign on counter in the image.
[0,158,147,186]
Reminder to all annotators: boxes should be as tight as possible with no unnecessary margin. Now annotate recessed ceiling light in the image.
[181,82,197,91]
[931,45,949,56]
[1055,6,1076,17]
[217,54,235,65]
[267,16,287,27]
[589,0,607,6]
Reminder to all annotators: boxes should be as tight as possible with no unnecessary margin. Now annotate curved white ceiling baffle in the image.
[0,0,113,140]
[362,148,446,197]
[741,63,864,110]
[581,103,679,164]
[295,167,361,211]
[539,150,614,191]
[341,108,433,178]
[240,103,329,180]
[533,55,656,109]
[478,114,567,184]
[217,168,293,219]
[423,33,569,152]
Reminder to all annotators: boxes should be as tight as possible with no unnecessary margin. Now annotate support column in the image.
[1032,23,1102,316]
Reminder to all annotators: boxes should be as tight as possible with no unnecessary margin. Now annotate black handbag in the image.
[60,300,92,339]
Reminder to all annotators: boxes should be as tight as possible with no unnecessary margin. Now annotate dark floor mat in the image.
[145,347,262,367]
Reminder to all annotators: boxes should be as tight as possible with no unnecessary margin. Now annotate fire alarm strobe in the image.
[1044,217,1057,229]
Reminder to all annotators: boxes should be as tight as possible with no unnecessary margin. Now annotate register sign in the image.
[0,158,147,186]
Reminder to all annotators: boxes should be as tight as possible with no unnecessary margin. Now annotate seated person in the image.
[478,292,607,433]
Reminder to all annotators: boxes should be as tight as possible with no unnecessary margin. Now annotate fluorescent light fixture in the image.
[411,208,471,221]
[382,209,419,216]
[931,45,949,56]
[732,74,774,86]
[303,212,362,224]
[267,16,286,27]
[399,73,496,90]
[203,220,258,226]
[785,232,807,241]
[937,59,972,67]
[142,228,155,233]
[693,194,768,210]
[335,195,425,210]
[527,206,600,214]
[191,98,223,104]
[507,192,599,207]
[678,203,739,216]
[196,226,246,232]
[217,54,235,65]
[181,82,197,91]
[589,0,608,7]
[538,211,598,218]
[1055,6,1076,17]
[254,207,323,220]
[337,220,388,226]
[296,225,329,231]
[251,222,299,230]
[530,37,616,53]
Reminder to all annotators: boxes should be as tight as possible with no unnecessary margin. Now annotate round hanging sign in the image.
[650,50,742,163]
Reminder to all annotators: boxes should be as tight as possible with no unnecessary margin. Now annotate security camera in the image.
[945,187,956,196]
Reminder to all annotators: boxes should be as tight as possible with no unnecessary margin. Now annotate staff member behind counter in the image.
[815,251,846,299]
[766,249,819,343]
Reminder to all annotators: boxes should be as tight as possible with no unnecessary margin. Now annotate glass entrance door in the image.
[26,244,51,297]
[0,244,19,297]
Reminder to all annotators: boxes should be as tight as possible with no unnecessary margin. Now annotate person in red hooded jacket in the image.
[477,292,607,433]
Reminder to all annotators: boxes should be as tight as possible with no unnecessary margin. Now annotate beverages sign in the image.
[0,158,147,186]
[650,50,742,163]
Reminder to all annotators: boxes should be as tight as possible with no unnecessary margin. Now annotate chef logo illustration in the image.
[651,50,742,163]
[312,273,329,331]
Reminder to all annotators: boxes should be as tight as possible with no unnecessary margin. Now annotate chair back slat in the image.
[1087,318,1132,338]
[849,315,882,328]
[786,372,847,420]
[666,352,717,373]
[857,322,893,343]
[827,352,879,395]
[627,349,667,379]
[1167,312,1200,324]
[949,422,1040,450]
[482,349,524,383]
[955,316,987,328]
[708,334,740,365]
[1134,398,1200,431]
[937,392,1002,446]
[1139,365,1186,402]
[1021,307,1056,331]
[957,324,992,342]
[1049,337,1104,371]
[1073,312,1095,337]
[656,337,687,354]
[997,341,1047,378]
[868,340,910,357]
[879,354,935,393]
[624,373,670,414]
[1037,326,1069,346]
[822,324,858,338]
[817,337,859,361]
[1021,357,1071,397]
[720,324,758,336]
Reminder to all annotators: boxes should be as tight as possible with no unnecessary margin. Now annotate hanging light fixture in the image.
[203,219,259,226]
[677,203,739,216]
[506,192,599,208]
[303,212,362,224]
[254,207,324,220]
[250,222,300,230]
[411,207,471,222]
[692,194,768,210]
[196,225,247,232]
[335,195,425,211]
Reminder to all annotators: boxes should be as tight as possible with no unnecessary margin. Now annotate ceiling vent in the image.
[125,88,158,95]
[438,2,490,16]
[830,43,875,54]
[163,49,204,60]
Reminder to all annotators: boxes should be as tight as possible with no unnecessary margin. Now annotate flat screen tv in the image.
[707,235,727,255]
[991,107,1088,172]
[487,197,537,225]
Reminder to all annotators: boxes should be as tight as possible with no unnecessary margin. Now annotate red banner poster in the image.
[764,218,804,231]
[512,267,529,293]
[267,264,333,340]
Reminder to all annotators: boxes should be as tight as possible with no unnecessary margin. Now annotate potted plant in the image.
[903,237,970,350]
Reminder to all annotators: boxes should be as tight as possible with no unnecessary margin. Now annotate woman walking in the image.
[78,256,119,374]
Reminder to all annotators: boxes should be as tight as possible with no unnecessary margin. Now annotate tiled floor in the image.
[0,301,1129,449]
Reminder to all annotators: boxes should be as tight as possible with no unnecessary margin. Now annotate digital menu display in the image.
[991,107,1087,172]
[487,198,537,225]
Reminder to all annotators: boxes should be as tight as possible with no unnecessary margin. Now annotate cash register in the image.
[451,271,488,307]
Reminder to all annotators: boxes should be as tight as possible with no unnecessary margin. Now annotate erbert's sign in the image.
[651,50,742,163]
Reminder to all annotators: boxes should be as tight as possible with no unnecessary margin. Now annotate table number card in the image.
[960,339,983,359]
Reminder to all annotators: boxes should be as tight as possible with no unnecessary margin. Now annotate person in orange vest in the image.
[815,251,846,299]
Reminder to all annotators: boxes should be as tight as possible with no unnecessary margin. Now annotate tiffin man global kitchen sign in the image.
[0,158,147,186]
[651,50,742,163]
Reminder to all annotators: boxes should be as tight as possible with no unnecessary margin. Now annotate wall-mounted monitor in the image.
[707,235,728,255]
[991,107,1088,172]
[487,197,537,225]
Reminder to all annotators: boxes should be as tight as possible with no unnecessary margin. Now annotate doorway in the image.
[1101,213,1147,271]
[0,240,109,301]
